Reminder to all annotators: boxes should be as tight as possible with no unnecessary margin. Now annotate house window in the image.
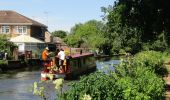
[1,26,10,34]
[15,26,27,34]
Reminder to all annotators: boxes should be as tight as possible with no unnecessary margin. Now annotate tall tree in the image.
[103,0,170,53]
[64,20,108,52]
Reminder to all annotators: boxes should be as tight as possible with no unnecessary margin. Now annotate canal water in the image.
[0,58,119,100]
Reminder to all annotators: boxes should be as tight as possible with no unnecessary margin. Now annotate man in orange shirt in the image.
[42,47,50,72]
[42,47,49,61]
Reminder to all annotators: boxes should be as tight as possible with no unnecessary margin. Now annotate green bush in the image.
[124,47,132,53]
[133,51,168,76]
[119,49,126,55]
[0,60,7,65]
[163,49,170,64]
[61,58,164,100]
[62,72,118,100]
[114,60,164,99]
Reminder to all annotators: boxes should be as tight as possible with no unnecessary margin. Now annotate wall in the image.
[0,25,31,37]
[45,31,52,42]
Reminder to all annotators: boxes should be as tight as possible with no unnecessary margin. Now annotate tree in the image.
[51,30,67,38]
[64,20,109,52]
[102,0,170,53]
[0,34,16,59]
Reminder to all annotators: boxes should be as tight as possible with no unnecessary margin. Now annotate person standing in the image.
[42,47,50,72]
[57,48,65,72]
[42,47,50,61]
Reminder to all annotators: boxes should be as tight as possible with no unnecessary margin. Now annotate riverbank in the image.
[0,59,41,73]
[164,64,170,99]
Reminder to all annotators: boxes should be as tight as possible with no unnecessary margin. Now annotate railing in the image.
[62,47,92,56]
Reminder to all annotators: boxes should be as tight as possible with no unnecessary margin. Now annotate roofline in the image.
[0,23,32,25]
[0,10,48,28]
[13,42,45,43]
[16,12,48,28]
[0,23,47,27]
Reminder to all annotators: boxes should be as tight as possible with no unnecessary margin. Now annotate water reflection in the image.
[96,57,120,73]
[0,71,41,100]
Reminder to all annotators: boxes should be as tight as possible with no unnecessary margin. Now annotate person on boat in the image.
[63,55,71,73]
[42,47,51,72]
[57,48,65,73]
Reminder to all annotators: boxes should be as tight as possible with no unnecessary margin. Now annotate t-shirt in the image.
[58,51,65,60]
[42,50,49,60]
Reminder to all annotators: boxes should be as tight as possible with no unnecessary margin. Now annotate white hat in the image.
[45,47,49,50]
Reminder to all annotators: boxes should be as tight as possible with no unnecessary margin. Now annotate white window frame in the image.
[15,26,27,34]
[1,26,10,34]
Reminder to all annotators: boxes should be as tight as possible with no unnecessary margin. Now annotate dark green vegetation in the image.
[51,0,169,55]
[61,51,166,100]
[101,0,170,54]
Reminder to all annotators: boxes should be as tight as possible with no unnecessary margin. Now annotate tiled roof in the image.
[0,10,47,27]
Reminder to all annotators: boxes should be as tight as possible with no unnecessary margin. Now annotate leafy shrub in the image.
[133,51,168,76]
[119,49,126,55]
[0,60,7,66]
[162,50,170,64]
[62,72,118,100]
[114,60,164,99]
[62,59,164,100]
[124,47,132,53]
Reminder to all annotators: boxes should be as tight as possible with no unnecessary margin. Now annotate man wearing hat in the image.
[41,47,51,72]
[42,47,49,61]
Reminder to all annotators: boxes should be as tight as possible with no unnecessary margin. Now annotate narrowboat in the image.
[41,53,96,80]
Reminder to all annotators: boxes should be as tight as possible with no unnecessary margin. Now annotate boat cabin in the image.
[69,53,96,76]
[41,52,96,80]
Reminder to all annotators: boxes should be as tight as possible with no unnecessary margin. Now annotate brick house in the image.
[0,10,52,57]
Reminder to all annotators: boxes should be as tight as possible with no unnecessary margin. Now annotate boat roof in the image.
[71,53,94,58]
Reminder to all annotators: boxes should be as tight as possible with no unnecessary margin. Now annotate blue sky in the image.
[0,0,114,32]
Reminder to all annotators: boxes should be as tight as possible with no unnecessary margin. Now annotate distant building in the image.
[0,10,52,54]
[52,37,67,49]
